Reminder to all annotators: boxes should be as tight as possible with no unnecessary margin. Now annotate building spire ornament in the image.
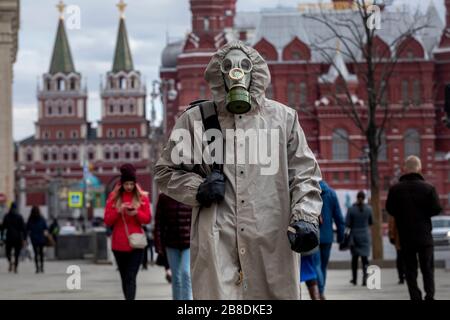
[56,0,66,20]
[117,0,127,19]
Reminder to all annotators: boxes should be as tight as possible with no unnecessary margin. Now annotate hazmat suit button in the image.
[240,228,244,232]
[239,115,242,119]
[240,171,244,175]
[241,200,245,204]
[240,248,246,255]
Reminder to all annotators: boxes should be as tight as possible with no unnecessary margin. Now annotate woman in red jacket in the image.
[104,163,151,300]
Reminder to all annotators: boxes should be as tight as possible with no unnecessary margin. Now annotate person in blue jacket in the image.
[318,180,345,298]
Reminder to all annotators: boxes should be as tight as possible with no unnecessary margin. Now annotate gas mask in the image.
[221,49,253,114]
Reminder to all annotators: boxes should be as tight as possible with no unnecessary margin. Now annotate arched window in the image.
[42,150,49,162]
[378,130,387,161]
[129,128,137,137]
[380,80,388,107]
[57,78,65,91]
[404,129,421,157]
[113,147,120,160]
[51,149,58,161]
[109,104,114,114]
[107,129,115,138]
[199,84,206,99]
[68,105,72,115]
[48,106,53,116]
[119,77,126,89]
[292,51,301,60]
[332,129,349,160]
[104,148,111,160]
[130,77,136,89]
[124,145,131,159]
[46,79,51,91]
[71,130,78,139]
[412,80,421,106]
[402,80,409,106]
[119,105,124,113]
[71,149,78,161]
[204,17,210,31]
[56,131,64,139]
[133,146,140,159]
[299,82,307,106]
[70,78,76,90]
[26,150,33,162]
[287,82,296,107]
[118,129,126,138]
[88,149,95,160]
[129,104,134,114]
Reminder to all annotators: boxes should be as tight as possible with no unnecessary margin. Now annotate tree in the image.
[304,0,433,259]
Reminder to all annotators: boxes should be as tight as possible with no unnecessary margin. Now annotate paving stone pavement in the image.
[0,258,449,300]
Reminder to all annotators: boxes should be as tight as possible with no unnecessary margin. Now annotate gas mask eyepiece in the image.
[221,50,253,114]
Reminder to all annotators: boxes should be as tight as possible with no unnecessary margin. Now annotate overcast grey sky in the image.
[12,0,444,141]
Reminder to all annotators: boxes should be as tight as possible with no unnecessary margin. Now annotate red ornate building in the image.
[17,3,151,218]
[160,0,450,215]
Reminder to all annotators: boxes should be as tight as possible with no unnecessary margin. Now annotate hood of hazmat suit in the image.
[155,41,323,299]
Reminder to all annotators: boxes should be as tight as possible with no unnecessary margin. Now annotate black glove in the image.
[287,220,319,254]
[196,169,225,207]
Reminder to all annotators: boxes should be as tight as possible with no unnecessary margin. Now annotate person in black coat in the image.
[386,156,442,300]
[1,202,26,273]
[26,206,48,273]
[346,191,373,286]
[154,193,192,300]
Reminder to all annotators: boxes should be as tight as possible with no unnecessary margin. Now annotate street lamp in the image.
[149,79,177,215]
[151,79,177,136]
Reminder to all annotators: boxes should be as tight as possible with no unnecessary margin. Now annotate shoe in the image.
[165,273,172,284]
[320,294,326,300]
[398,279,404,285]
[350,279,356,286]
[13,266,18,274]
[8,263,12,273]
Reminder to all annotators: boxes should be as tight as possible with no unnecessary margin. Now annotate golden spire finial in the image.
[117,0,127,18]
[56,0,66,19]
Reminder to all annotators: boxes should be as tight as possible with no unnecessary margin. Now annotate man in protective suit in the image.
[155,41,323,299]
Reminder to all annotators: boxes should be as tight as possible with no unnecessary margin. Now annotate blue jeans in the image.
[318,243,333,295]
[166,247,192,300]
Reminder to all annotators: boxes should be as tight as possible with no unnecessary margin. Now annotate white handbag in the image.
[121,211,147,249]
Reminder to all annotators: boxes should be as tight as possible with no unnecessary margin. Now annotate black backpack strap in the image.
[190,100,223,174]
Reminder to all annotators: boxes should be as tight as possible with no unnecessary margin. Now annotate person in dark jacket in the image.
[386,156,442,300]
[154,193,192,300]
[26,206,48,273]
[346,191,373,286]
[318,180,345,298]
[1,202,26,273]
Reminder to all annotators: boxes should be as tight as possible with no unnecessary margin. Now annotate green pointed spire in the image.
[112,17,134,72]
[49,17,75,74]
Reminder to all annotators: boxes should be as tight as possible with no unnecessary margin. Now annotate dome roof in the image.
[161,40,184,68]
